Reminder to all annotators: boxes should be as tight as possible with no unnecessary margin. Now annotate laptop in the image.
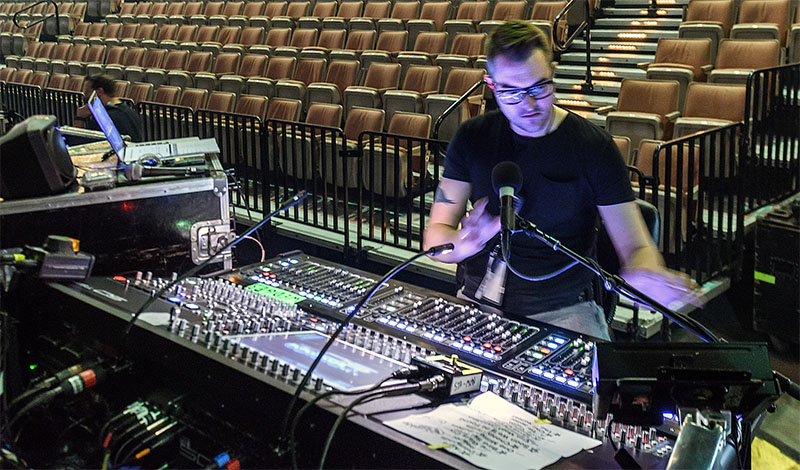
[86,91,219,163]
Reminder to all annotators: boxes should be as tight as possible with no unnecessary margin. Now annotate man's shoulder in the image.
[460,109,506,133]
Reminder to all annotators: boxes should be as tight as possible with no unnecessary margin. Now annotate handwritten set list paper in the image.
[384,392,601,470]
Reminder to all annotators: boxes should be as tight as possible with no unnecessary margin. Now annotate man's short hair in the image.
[485,21,553,72]
[87,74,117,97]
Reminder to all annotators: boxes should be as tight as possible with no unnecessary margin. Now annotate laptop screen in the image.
[86,91,126,161]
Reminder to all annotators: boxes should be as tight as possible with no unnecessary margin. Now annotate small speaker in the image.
[0,115,77,200]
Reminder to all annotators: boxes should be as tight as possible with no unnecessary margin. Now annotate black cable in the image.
[123,190,307,337]
[112,417,171,466]
[116,420,181,466]
[607,420,619,451]
[278,244,453,454]
[6,389,59,439]
[289,376,394,469]
[317,377,444,469]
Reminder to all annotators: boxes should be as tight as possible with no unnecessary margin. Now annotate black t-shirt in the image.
[443,110,635,317]
[86,101,144,143]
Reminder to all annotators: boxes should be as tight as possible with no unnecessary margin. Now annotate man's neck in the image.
[510,106,567,138]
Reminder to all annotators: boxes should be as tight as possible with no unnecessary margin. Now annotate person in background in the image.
[73,74,144,142]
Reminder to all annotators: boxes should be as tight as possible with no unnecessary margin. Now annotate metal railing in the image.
[137,101,195,141]
[1,83,83,126]
[357,131,447,252]
[743,63,800,210]
[643,123,745,284]
[12,0,60,35]
[553,0,594,92]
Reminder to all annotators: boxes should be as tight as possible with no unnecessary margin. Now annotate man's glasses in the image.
[487,79,555,105]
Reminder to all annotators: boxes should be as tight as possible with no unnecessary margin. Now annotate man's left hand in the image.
[621,267,704,312]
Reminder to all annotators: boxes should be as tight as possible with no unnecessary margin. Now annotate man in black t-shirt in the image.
[73,74,144,143]
[423,21,700,340]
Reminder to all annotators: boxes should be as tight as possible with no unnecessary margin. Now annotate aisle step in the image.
[590,29,679,41]
[560,51,653,66]
[595,17,682,29]
[556,64,646,80]
[555,77,622,94]
[602,7,684,17]
[570,40,659,53]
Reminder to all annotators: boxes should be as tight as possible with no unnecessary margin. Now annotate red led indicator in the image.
[493,345,502,352]
[565,369,574,375]
[540,347,551,354]
[310,318,318,323]
[463,336,472,342]
[269,274,277,279]
[113,275,127,282]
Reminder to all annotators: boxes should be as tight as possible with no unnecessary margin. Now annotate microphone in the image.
[491,161,523,259]
[124,163,210,181]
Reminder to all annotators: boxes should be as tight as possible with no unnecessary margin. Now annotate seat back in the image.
[344,106,385,140]
[265,27,292,46]
[163,49,190,69]
[138,24,157,40]
[48,73,69,89]
[337,1,363,18]
[306,102,343,127]
[419,2,448,31]
[682,82,746,121]
[442,67,486,95]
[684,0,734,36]
[390,1,419,20]
[129,82,154,102]
[311,1,337,17]
[239,54,268,78]
[235,94,269,120]
[84,44,106,63]
[265,56,297,79]
[240,27,266,47]
[205,91,237,112]
[143,48,167,68]
[449,33,485,55]
[217,26,241,45]
[240,1,265,16]
[345,30,376,50]
[50,43,72,60]
[267,97,302,121]
[293,58,327,86]
[154,85,182,104]
[123,47,147,66]
[413,31,447,53]
[401,65,440,92]
[196,25,219,43]
[105,46,127,65]
[737,0,790,43]
[264,1,288,17]
[67,44,88,61]
[222,1,244,17]
[376,31,407,53]
[203,1,225,16]
[29,71,49,88]
[175,24,198,42]
[120,23,139,39]
[363,1,391,18]
[324,60,360,101]
[456,1,488,20]
[363,62,401,88]
[491,1,525,20]
[112,80,130,98]
[286,1,309,17]
[185,51,213,73]
[157,24,178,41]
[652,38,713,81]
[65,74,85,91]
[213,52,242,74]
[179,87,208,110]
[714,38,780,69]
[616,79,679,122]
[165,2,185,16]
[290,28,318,48]
[183,1,204,16]
[316,29,346,49]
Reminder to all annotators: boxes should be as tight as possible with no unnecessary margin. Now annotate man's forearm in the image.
[424,223,478,263]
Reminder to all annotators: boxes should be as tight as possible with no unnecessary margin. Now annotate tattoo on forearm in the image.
[434,187,456,204]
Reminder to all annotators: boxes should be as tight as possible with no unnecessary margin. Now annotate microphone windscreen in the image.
[123,163,143,181]
[491,161,523,193]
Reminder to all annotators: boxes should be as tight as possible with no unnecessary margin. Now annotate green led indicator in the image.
[246,283,306,304]
[29,364,38,371]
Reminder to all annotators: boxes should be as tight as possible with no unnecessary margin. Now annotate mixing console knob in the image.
[220,337,230,353]
[135,271,143,284]
[292,368,301,382]
[230,342,239,356]
[239,345,249,362]
[281,363,290,377]
[145,271,153,282]
[204,330,214,346]
[314,377,324,392]
[178,319,188,336]
[523,394,532,410]
[270,359,280,374]
[257,354,268,372]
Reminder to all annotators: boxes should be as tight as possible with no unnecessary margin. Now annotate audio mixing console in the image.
[37,252,677,466]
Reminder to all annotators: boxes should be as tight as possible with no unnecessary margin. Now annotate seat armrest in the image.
[595,105,614,115]
[665,111,681,121]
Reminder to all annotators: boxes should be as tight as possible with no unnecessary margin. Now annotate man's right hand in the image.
[459,197,501,253]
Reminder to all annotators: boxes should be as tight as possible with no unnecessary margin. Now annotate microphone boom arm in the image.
[514,215,720,343]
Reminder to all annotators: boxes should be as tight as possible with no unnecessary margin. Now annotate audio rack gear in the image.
[31,252,677,467]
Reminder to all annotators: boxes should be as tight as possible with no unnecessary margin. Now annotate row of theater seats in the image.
[0,52,486,139]
[51,0,566,52]
[678,0,800,63]
[602,78,747,154]
[0,1,86,21]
